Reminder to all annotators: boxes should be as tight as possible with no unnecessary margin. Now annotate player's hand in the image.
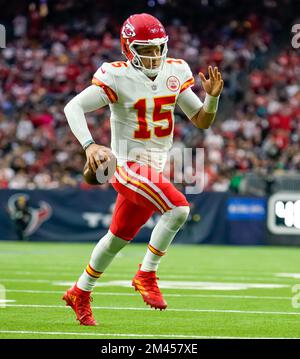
[199,66,224,97]
[85,144,111,173]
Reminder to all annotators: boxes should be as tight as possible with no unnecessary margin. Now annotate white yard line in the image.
[276,273,300,279]
[0,278,52,283]
[1,271,298,282]
[53,280,289,291]
[0,330,297,339]
[0,300,15,303]
[0,278,291,290]
[2,289,291,300]
[3,303,300,316]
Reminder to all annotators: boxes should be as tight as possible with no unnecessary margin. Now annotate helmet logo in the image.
[122,23,136,38]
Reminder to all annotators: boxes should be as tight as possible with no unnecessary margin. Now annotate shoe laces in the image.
[139,273,161,295]
[77,294,93,319]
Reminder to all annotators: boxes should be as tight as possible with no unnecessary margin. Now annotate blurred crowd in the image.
[0,0,299,192]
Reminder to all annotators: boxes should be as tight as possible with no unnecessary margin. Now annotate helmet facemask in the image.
[129,37,168,77]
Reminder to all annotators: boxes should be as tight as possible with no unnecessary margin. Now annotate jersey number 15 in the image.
[134,95,176,139]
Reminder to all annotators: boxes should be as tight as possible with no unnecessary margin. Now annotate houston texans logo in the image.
[121,23,136,38]
[7,193,52,236]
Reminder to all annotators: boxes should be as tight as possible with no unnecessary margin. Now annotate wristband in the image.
[83,139,95,151]
[203,94,219,113]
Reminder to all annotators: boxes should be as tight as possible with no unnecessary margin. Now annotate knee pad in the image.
[163,206,190,232]
[93,230,129,258]
[90,230,129,273]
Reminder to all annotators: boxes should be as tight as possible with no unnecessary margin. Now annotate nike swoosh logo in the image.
[100,67,106,74]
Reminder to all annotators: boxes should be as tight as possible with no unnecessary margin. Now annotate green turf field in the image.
[0,241,300,339]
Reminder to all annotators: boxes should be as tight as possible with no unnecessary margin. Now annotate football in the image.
[83,151,117,185]
[83,162,99,185]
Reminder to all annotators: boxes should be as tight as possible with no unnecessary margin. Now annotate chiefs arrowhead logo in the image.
[166,76,180,92]
[121,23,136,38]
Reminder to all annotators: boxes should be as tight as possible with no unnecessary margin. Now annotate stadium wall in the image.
[0,189,269,245]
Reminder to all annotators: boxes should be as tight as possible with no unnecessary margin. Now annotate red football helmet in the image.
[120,13,168,77]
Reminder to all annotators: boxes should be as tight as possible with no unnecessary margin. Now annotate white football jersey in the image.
[92,58,196,172]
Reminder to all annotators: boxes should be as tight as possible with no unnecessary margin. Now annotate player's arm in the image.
[64,85,111,172]
[191,66,224,129]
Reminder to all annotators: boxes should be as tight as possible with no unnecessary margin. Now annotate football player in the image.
[63,13,223,325]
